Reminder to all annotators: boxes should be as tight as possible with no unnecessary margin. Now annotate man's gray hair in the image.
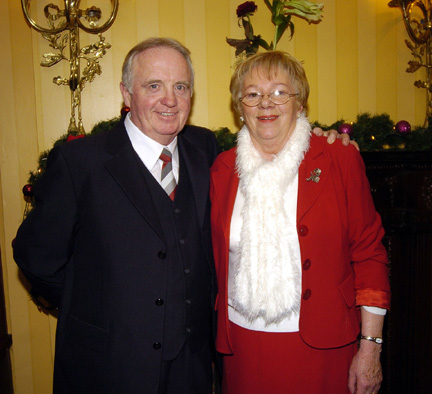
[122,37,195,94]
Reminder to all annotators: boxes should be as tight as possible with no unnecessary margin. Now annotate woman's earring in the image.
[240,116,244,122]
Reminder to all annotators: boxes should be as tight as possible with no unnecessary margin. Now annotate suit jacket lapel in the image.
[297,136,331,222]
[104,122,165,241]
[178,132,210,228]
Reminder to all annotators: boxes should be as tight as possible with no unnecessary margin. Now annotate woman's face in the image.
[241,67,302,156]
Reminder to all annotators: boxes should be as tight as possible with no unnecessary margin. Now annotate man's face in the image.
[120,47,192,145]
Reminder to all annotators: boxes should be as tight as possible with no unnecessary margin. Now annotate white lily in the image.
[283,0,324,23]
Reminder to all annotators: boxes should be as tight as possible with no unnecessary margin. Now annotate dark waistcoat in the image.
[145,154,213,360]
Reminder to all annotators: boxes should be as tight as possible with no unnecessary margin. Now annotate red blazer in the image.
[210,135,391,354]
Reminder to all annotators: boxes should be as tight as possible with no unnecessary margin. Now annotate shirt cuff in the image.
[362,305,387,316]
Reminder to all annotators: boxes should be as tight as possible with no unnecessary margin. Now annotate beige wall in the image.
[0,0,425,392]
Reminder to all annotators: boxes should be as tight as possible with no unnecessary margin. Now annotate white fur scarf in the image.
[231,115,311,325]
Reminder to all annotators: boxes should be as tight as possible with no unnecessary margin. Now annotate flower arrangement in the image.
[227,0,324,58]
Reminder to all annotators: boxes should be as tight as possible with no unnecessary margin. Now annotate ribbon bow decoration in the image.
[306,168,321,183]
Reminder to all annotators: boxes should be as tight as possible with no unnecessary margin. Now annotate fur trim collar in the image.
[231,115,311,324]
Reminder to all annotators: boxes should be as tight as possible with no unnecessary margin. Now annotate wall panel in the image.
[185,0,209,127]
[358,1,377,116]
[317,0,338,124]
[376,1,398,119]
[159,0,185,40]
[336,0,358,122]
[205,0,233,129]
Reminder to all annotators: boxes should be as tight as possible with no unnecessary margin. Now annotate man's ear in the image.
[120,82,131,108]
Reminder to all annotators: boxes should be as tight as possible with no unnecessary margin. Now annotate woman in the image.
[210,51,390,394]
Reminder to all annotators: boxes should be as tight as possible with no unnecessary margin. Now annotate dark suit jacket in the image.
[13,120,219,393]
[210,135,391,355]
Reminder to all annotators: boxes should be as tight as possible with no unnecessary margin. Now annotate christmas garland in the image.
[22,116,122,215]
[21,112,432,214]
[313,113,432,152]
[216,113,432,152]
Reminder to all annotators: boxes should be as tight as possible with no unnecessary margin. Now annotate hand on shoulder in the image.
[312,127,359,151]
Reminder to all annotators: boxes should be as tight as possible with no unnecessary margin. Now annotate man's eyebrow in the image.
[143,79,191,87]
[175,81,191,87]
[144,79,163,85]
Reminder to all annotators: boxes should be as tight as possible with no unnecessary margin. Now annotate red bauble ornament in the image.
[121,106,130,117]
[395,120,411,135]
[338,123,353,136]
[22,184,33,197]
[66,134,85,143]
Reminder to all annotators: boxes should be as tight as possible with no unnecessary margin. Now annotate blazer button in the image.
[158,251,167,259]
[298,225,309,236]
[303,259,311,270]
[155,298,164,306]
[153,342,162,350]
[303,289,312,300]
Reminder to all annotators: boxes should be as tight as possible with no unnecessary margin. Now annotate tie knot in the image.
[160,148,172,164]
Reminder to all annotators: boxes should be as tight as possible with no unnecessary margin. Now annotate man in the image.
[13,37,349,394]
[14,38,218,394]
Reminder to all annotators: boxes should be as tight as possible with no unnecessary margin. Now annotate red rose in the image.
[236,1,257,18]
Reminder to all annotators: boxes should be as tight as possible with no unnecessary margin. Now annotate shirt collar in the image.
[124,112,178,170]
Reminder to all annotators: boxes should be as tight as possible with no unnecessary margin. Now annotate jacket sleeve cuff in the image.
[356,288,391,310]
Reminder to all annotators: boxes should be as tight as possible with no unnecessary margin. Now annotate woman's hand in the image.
[348,307,385,393]
[348,340,382,393]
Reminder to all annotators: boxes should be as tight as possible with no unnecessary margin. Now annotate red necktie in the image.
[159,148,176,201]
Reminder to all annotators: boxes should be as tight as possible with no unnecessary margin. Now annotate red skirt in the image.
[222,322,357,394]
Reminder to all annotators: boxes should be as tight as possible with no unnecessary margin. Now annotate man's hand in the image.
[312,127,360,151]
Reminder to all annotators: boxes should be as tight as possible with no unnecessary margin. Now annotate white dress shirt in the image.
[124,113,179,184]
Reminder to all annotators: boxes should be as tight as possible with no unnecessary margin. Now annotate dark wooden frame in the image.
[362,151,432,394]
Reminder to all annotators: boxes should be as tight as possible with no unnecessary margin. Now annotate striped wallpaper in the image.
[18,0,428,147]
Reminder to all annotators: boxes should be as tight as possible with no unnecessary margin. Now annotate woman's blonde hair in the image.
[230,51,310,115]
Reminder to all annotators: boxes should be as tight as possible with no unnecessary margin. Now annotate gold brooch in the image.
[306,168,321,183]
